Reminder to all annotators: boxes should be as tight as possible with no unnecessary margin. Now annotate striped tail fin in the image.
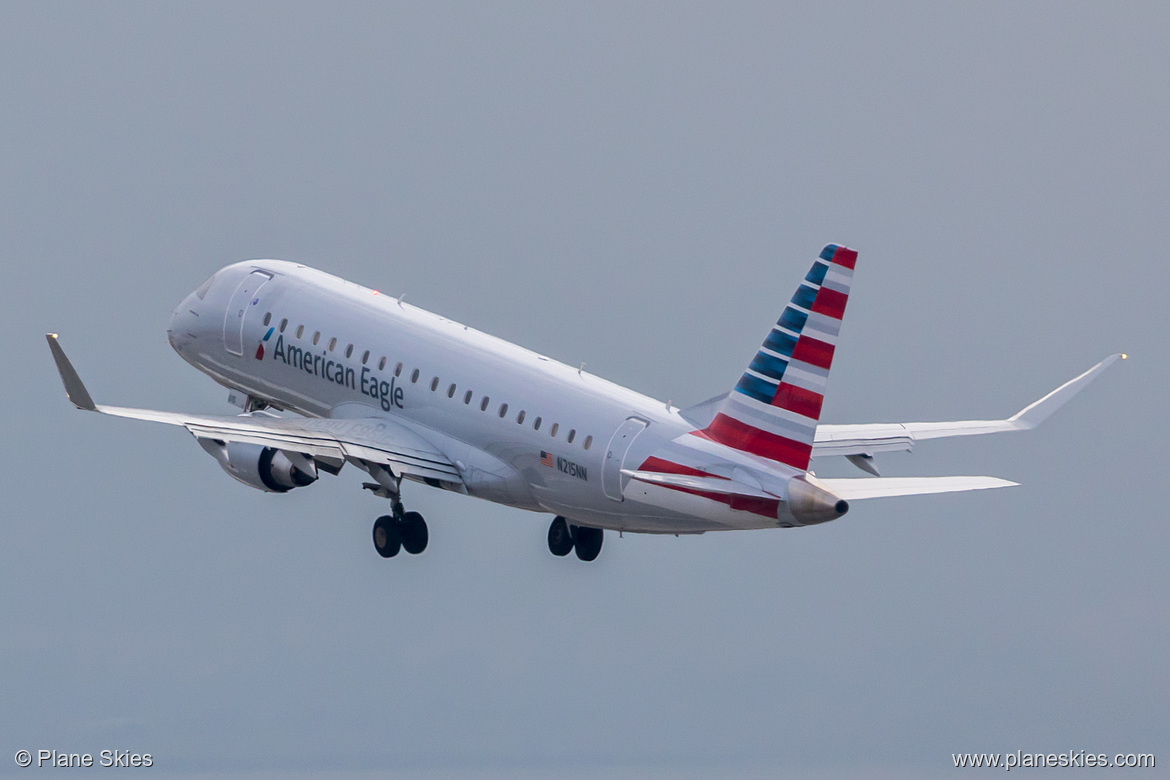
[696,244,858,472]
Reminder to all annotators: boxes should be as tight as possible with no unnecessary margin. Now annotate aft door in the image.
[602,417,649,501]
[223,270,273,355]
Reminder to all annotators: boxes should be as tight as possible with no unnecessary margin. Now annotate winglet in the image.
[45,333,97,411]
[1008,353,1125,429]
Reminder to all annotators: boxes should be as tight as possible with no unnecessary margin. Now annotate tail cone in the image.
[787,475,849,525]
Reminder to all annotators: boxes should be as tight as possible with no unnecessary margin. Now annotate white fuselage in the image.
[167,260,795,533]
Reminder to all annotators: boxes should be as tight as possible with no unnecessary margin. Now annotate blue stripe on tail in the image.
[762,328,798,357]
[749,351,788,381]
[790,283,818,310]
[735,373,777,404]
[804,260,830,286]
[777,308,808,333]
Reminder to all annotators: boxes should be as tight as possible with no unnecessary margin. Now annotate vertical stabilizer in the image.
[695,244,857,472]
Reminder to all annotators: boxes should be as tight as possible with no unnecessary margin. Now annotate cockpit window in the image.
[194,273,216,300]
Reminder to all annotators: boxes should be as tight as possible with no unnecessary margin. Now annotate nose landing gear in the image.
[547,516,603,562]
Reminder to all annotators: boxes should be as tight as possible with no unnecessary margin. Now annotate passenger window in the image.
[411,369,420,383]
[567,429,576,444]
[447,383,456,398]
[395,362,403,377]
[378,356,387,371]
[464,390,473,405]
[533,417,542,431]
[345,344,354,358]
[263,312,272,326]
[280,318,288,332]
[583,435,593,450]
[498,403,509,418]
[430,377,439,392]
[550,423,559,437]
[328,337,337,351]
[296,325,304,338]
[516,410,526,424]
[313,331,320,345]
[480,396,490,411]
[362,350,370,364]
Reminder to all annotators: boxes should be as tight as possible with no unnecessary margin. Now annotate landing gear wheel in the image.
[372,515,402,558]
[399,511,429,555]
[547,516,574,557]
[574,526,603,562]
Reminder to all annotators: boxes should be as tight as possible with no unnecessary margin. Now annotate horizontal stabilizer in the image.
[816,476,1017,500]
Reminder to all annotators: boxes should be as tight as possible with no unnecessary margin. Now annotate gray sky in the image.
[2,2,1166,777]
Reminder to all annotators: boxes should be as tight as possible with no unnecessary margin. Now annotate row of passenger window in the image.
[262,312,594,450]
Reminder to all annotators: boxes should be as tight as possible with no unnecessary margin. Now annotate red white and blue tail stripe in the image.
[694,244,857,472]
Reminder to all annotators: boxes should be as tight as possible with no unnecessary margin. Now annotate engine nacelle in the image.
[198,440,318,493]
[786,475,849,526]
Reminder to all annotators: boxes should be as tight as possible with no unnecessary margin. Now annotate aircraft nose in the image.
[167,294,199,352]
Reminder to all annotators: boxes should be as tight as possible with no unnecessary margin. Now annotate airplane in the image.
[47,244,1123,562]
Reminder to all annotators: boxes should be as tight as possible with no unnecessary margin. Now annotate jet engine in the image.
[787,475,849,525]
[198,439,318,493]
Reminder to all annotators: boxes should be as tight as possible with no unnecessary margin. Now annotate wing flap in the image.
[111,407,463,482]
[186,423,346,461]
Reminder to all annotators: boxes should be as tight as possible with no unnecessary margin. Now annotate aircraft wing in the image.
[46,334,461,484]
[812,354,1124,459]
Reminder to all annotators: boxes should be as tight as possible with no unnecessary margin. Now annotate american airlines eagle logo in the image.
[256,327,274,360]
[255,329,405,411]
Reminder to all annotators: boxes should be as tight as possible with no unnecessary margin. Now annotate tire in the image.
[574,526,603,562]
[547,516,574,557]
[399,511,429,555]
[372,514,402,558]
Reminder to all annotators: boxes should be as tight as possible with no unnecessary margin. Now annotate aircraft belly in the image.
[534,481,785,534]
[621,482,785,532]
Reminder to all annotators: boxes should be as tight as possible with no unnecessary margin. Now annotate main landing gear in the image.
[547,516,603,562]
[372,501,429,558]
[363,466,427,559]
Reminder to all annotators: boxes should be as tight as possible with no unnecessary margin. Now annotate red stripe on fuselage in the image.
[832,246,858,269]
[771,382,824,420]
[638,456,728,479]
[697,413,812,471]
[810,286,848,320]
[653,481,781,520]
[790,336,835,370]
